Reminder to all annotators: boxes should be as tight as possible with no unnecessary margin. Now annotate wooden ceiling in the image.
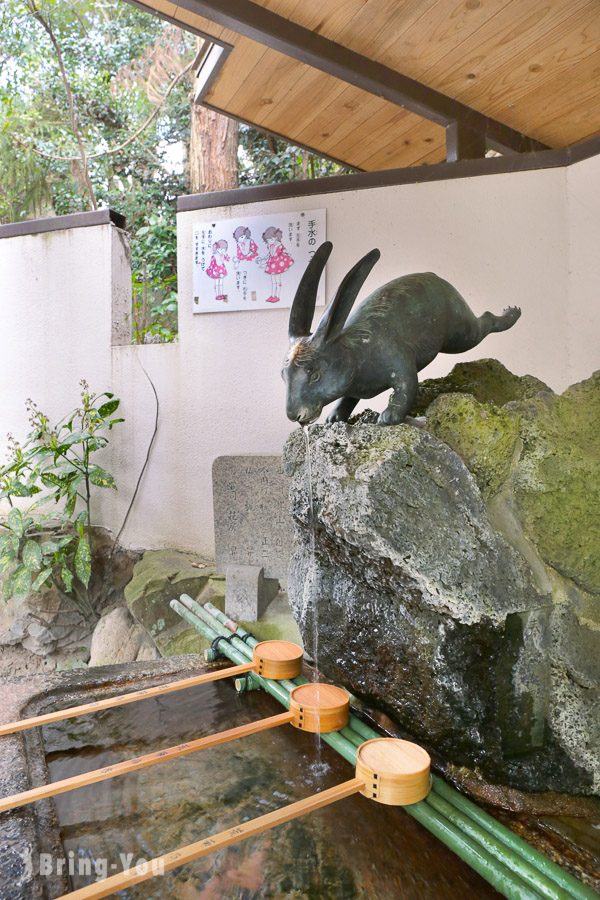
[135,0,600,170]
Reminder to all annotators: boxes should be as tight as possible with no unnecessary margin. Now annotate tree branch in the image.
[25,0,97,208]
[16,58,195,164]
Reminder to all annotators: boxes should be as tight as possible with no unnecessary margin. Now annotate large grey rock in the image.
[213,455,294,583]
[284,368,600,794]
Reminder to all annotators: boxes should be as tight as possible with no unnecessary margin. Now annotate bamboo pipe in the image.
[0,711,293,814]
[170,601,544,900]
[405,801,544,900]
[57,777,366,900]
[349,717,599,900]
[431,778,600,900]
[176,600,597,900]
[426,791,565,900]
[0,662,256,738]
[171,600,359,766]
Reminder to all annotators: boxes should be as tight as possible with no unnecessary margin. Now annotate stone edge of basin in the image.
[0,656,209,900]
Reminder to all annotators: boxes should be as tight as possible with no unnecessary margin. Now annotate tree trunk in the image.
[189,103,239,193]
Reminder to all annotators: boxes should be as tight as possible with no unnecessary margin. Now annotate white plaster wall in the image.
[566,153,600,385]
[0,224,114,439]
[1,160,596,560]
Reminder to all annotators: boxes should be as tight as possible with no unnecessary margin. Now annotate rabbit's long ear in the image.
[312,248,380,345]
[288,241,332,341]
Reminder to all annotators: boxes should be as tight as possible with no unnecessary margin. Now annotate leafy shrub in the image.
[0,381,124,619]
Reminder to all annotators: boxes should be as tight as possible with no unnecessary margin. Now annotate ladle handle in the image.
[0,711,293,813]
[0,661,256,737]
[58,777,366,899]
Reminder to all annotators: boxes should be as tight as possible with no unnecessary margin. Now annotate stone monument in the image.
[212,455,294,620]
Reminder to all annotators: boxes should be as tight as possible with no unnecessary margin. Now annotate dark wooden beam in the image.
[0,209,125,240]
[446,122,487,162]
[169,0,549,156]
[177,146,572,213]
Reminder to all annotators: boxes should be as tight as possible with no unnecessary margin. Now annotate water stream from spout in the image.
[301,425,328,777]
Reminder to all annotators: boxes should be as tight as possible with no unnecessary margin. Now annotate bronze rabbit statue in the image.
[283,241,521,426]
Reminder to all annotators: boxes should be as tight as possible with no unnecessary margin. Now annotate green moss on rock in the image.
[412,359,551,416]
[124,550,224,657]
[512,371,600,595]
[125,549,214,633]
[427,393,520,499]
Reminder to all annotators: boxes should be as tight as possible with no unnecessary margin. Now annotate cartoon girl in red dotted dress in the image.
[206,239,229,301]
[257,226,294,303]
[233,226,259,265]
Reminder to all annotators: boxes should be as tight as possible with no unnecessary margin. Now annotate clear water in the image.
[43,681,499,898]
[300,425,327,776]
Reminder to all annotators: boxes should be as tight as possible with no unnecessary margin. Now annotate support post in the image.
[446,122,487,162]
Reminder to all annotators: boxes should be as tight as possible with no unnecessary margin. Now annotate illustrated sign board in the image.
[192,208,326,313]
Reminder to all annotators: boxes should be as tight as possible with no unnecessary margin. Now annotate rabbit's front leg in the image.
[378,368,418,425]
[326,396,359,423]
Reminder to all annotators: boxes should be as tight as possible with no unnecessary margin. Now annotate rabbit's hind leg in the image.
[377,368,418,426]
[326,396,359,423]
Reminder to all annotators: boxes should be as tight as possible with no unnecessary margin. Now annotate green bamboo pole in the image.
[183,599,599,900]
[170,600,290,708]
[426,791,568,900]
[406,801,543,900]
[179,595,310,696]
[431,779,599,900]
[173,595,559,897]
[169,599,547,899]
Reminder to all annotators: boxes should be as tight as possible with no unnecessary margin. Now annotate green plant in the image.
[0,381,124,619]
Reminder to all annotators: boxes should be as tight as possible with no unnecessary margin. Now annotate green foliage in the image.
[239,126,355,185]
[1,1,356,345]
[0,381,124,618]
[0,0,191,342]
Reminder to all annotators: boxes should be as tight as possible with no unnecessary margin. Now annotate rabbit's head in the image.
[283,242,380,424]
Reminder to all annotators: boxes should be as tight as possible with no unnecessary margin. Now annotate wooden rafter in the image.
[167,0,550,158]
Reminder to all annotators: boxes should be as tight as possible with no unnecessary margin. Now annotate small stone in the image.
[89,607,153,666]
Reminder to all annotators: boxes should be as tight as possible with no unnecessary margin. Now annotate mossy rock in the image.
[511,371,600,595]
[124,550,225,656]
[426,393,521,500]
[412,359,551,416]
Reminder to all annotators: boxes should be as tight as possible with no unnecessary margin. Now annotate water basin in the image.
[43,680,500,898]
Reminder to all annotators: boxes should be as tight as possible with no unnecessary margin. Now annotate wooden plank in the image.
[374,0,516,82]
[145,0,178,15]
[0,711,294,814]
[205,39,271,107]
[325,104,413,163]
[414,1,600,129]
[0,662,256,737]
[540,98,600,147]
[259,66,350,137]
[487,47,600,145]
[229,50,306,126]
[163,0,545,151]
[58,777,366,900]
[297,89,397,157]
[356,118,445,170]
